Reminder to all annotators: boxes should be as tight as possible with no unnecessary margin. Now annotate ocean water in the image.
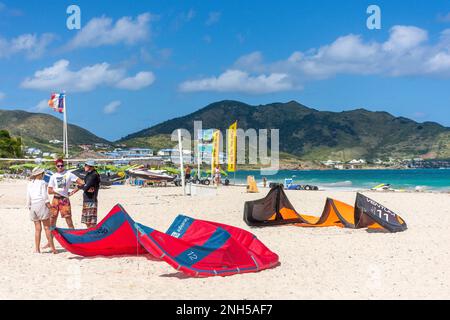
[230,169,450,191]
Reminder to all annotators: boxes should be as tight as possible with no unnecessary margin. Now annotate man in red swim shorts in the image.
[47,159,83,229]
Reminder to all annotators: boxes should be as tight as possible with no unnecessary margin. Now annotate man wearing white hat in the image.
[70,160,101,228]
[26,167,57,254]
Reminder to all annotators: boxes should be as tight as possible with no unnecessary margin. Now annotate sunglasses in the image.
[56,164,65,168]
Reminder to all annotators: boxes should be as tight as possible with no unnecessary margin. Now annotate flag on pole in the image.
[48,93,65,113]
[211,130,220,175]
[227,121,237,172]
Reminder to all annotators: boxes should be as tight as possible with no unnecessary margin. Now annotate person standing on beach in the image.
[185,165,192,182]
[26,167,57,254]
[214,165,221,186]
[48,159,82,229]
[70,160,100,228]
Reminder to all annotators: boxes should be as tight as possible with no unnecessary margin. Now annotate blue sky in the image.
[0,0,450,141]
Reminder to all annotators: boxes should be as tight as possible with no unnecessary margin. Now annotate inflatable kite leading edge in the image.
[243,184,407,232]
[52,204,147,257]
[52,205,279,277]
[136,215,279,277]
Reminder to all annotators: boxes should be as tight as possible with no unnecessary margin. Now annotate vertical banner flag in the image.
[211,130,220,175]
[227,121,237,172]
[48,93,65,113]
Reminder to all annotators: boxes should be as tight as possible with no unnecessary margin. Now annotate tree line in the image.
[0,130,23,158]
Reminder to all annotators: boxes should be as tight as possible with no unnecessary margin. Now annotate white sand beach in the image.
[0,179,449,300]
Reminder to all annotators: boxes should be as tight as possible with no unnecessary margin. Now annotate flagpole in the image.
[62,105,66,158]
[211,138,213,180]
[177,129,186,195]
[233,121,237,186]
[63,92,68,158]
[197,139,201,182]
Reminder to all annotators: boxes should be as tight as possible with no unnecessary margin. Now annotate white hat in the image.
[84,159,96,167]
[30,167,45,178]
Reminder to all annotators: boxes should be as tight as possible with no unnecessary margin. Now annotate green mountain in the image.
[0,109,110,153]
[118,100,450,161]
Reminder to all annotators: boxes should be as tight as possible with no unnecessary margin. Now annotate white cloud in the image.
[425,52,450,73]
[66,13,152,49]
[291,25,449,77]
[382,26,428,52]
[103,100,121,114]
[233,51,265,73]
[115,71,155,90]
[0,33,55,59]
[205,11,221,26]
[179,25,450,94]
[179,69,293,94]
[21,59,155,92]
[34,99,50,112]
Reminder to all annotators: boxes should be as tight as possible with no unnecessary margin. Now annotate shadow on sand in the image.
[68,253,162,261]
[159,261,281,279]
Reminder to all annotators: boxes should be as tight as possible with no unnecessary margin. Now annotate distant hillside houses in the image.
[157,149,193,164]
[94,143,113,150]
[26,147,41,156]
[25,147,56,158]
[156,148,226,164]
[320,157,450,169]
[407,159,450,168]
[321,158,368,169]
[103,148,154,158]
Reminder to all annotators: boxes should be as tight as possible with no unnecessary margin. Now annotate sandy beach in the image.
[1,179,449,300]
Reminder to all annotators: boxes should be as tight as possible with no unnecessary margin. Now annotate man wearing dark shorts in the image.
[70,160,100,228]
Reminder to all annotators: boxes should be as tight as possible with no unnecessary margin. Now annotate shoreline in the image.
[1,176,449,194]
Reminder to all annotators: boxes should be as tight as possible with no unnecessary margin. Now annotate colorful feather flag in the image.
[211,130,221,174]
[227,121,237,172]
[48,93,65,113]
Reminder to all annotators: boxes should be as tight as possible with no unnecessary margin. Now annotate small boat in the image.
[371,183,393,191]
[69,168,126,186]
[371,183,405,192]
[126,167,175,182]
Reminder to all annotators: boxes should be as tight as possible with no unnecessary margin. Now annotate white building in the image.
[348,159,366,164]
[104,148,153,158]
[25,147,42,155]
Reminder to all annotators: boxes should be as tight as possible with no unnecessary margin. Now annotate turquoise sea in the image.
[230,169,450,191]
